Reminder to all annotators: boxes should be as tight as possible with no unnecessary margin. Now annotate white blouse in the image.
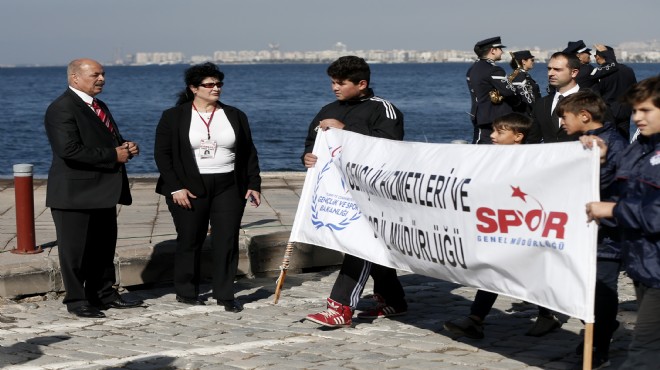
[188,108,236,174]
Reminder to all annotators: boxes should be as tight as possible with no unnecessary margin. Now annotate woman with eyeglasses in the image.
[154,62,261,312]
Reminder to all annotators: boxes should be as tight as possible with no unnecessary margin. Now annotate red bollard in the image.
[12,164,42,254]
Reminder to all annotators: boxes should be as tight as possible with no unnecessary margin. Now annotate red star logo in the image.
[511,185,527,202]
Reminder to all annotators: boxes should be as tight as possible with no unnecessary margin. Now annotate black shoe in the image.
[525,314,562,337]
[592,351,610,369]
[218,299,243,312]
[443,316,484,339]
[176,295,205,305]
[99,297,145,310]
[68,305,106,318]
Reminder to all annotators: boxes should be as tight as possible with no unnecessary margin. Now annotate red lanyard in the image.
[192,103,216,140]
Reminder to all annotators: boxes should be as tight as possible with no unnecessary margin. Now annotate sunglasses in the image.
[198,82,224,88]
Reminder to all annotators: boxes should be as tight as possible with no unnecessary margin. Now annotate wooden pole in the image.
[582,322,594,370]
[273,242,295,304]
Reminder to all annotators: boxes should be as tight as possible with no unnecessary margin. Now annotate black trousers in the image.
[329,254,406,309]
[51,207,119,309]
[470,290,552,320]
[594,258,621,354]
[620,282,660,369]
[167,172,245,301]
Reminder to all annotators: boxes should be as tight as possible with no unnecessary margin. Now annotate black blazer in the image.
[44,89,131,209]
[154,101,261,198]
[527,94,581,143]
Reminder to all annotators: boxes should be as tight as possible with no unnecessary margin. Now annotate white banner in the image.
[290,129,600,322]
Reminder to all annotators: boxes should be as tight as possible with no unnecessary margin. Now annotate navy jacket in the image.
[587,123,628,259]
[592,49,637,136]
[613,133,660,288]
[576,63,597,90]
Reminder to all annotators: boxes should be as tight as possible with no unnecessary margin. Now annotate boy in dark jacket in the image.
[584,76,660,369]
[303,56,407,328]
[557,90,628,368]
[444,113,565,339]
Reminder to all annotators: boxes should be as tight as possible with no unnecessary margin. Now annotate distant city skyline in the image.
[122,41,660,66]
[1,0,658,66]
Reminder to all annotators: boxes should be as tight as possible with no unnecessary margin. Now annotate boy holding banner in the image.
[557,90,628,368]
[584,76,660,369]
[445,112,564,339]
[302,56,407,328]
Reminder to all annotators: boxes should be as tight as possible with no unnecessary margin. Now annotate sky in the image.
[1,0,658,66]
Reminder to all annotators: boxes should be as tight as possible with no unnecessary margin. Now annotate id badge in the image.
[199,139,217,159]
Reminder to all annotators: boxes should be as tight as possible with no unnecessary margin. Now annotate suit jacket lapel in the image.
[178,102,197,165]
[66,90,119,142]
[540,97,551,130]
[551,103,560,131]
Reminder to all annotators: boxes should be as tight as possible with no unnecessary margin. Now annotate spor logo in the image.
[476,185,568,239]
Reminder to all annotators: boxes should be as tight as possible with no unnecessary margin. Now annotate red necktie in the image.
[91,99,114,133]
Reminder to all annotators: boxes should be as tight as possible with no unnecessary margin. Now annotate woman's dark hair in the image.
[474,45,491,59]
[176,62,225,105]
[509,58,519,71]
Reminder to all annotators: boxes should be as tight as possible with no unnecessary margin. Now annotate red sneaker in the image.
[357,304,407,319]
[306,298,353,327]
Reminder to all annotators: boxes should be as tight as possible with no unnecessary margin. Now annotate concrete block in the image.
[0,256,62,298]
[247,231,343,274]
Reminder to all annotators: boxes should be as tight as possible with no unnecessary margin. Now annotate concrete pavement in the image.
[0,270,638,369]
[0,173,343,298]
[0,173,640,369]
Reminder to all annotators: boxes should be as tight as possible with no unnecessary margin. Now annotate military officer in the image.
[562,40,597,90]
[509,50,541,116]
[466,36,520,144]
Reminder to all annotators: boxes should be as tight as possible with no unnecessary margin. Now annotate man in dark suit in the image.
[44,58,143,318]
[466,36,521,144]
[527,52,583,143]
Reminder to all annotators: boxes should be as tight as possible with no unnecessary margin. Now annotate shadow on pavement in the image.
[102,355,177,370]
[242,218,279,228]
[0,336,70,368]
[350,273,633,369]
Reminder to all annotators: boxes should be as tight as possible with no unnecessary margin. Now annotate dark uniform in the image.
[563,40,598,90]
[466,36,520,144]
[509,50,541,116]
[593,46,638,139]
